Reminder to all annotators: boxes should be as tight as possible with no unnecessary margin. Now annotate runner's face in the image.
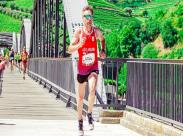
[82,10,93,26]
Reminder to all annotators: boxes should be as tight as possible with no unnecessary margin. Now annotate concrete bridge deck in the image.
[0,67,141,136]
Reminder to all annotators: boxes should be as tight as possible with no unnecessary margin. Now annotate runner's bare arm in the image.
[96,28,106,58]
[68,29,82,53]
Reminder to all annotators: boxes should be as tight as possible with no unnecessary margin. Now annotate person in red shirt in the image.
[0,59,6,71]
[21,47,28,80]
[68,5,106,136]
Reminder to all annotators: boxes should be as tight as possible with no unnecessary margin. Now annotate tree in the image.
[176,17,183,28]
[161,19,178,48]
[141,19,160,44]
[106,30,120,58]
[106,20,142,58]
[118,25,141,57]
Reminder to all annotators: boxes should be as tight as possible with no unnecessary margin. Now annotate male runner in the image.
[21,47,28,80]
[68,5,106,135]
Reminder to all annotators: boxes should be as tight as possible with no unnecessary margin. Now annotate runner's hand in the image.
[100,50,106,59]
[78,37,86,48]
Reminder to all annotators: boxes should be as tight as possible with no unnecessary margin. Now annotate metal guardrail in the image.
[28,58,79,110]
[28,58,127,112]
[95,58,127,109]
[126,60,183,129]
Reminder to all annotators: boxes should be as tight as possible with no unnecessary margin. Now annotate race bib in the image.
[82,53,95,66]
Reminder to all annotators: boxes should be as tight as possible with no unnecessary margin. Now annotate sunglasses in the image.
[83,14,93,20]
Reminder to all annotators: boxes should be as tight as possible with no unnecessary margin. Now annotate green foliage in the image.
[89,0,129,31]
[104,79,116,86]
[174,5,183,16]
[106,19,142,58]
[161,19,178,48]
[20,7,24,12]
[142,43,160,58]
[89,0,118,9]
[132,0,179,17]
[178,30,183,42]
[104,64,127,95]
[0,1,7,7]
[161,53,169,59]
[0,0,182,58]
[12,0,34,9]
[106,30,119,57]
[10,3,16,10]
[0,13,21,32]
[106,27,135,58]
[176,17,183,28]
[29,9,32,14]
[118,64,127,95]
[166,47,183,59]
[0,7,3,13]
[155,9,167,19]
[141,18,160,44]
[113,0,147,8]
[142,10,148,17]
[118,25,141,57]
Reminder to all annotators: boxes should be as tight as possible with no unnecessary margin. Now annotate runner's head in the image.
[82,6,93,26]
[23,47,26,52]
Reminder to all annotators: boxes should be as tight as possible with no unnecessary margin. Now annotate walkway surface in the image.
[0,67,141,136]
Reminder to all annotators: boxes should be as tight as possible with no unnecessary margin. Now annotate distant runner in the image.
[21,47,28,80]
[16,52,22,73]
[68,5,106,136]
[0,57,6,96]
[4,47,10,68]
[9,48,14,72]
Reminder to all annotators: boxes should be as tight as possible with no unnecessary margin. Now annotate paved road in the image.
[0,68,77,120]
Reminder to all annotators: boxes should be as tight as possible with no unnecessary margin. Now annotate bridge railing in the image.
[126,59,183,129]
[28,58,183,128]
[95,58,127,109]
[28,58,78,108]
[28,58,127,113]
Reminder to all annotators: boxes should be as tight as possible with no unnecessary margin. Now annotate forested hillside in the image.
[0,0,182,59]
[104,0,183,59]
